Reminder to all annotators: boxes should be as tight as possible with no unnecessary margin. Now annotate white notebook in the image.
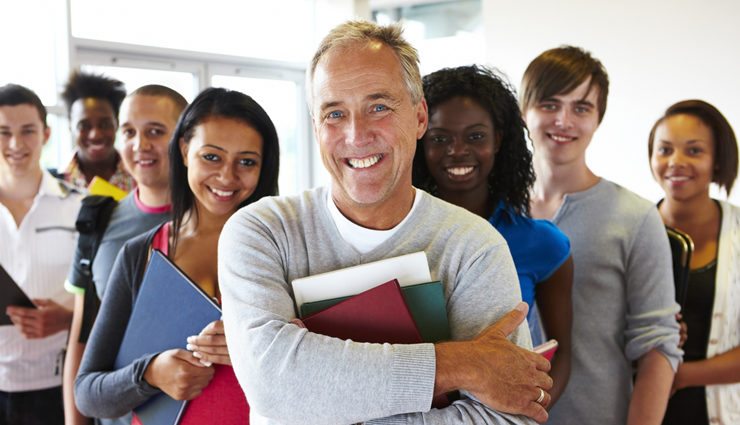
[291,251,432,309]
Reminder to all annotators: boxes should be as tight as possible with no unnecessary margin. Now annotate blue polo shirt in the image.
[488,201,571,309]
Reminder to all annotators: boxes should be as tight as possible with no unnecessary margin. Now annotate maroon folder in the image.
[303,279,423,344]
[302,279,450,409]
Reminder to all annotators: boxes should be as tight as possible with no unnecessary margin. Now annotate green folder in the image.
[300,281,450,343]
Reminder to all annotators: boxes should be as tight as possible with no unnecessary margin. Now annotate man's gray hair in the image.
[306,20,423,113]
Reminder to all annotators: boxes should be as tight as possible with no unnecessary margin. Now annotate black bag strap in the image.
[75,195,118,343]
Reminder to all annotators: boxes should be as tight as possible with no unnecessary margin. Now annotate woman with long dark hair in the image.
[74,87,279,423]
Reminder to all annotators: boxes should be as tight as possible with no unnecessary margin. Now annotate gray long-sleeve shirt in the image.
[546,179,682,425]
[74,227,163,418]
[219,187,536,425]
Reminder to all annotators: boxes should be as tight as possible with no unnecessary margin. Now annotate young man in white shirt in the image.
[0,84,83,424]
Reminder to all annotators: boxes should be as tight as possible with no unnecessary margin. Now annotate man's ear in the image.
[179,138,189,167]
[415,99,429,140]
[42,126,51,147]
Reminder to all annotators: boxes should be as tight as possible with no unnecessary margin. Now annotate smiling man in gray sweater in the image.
[218,20,552,425]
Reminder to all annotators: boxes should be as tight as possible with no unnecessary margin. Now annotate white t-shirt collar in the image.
[326,186,422,254]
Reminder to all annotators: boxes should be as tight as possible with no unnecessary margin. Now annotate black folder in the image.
[114,250,221,425]
[0,264,36,326]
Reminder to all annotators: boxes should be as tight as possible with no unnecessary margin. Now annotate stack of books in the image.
[292,251,452,408]
[119,251,454,423]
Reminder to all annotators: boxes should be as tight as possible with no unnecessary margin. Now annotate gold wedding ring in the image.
[536,388,545,404]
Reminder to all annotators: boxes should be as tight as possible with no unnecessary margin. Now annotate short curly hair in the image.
[413,65,535,216]
[61,70,126,119]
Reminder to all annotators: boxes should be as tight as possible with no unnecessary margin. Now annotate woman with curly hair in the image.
[413,65,573,406]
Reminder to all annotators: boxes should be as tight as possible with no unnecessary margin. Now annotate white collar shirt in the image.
[0,171,82,391]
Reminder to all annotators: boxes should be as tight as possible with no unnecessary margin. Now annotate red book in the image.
[303,279,422,344]
[303,279,449,409]
[177,365,249,425]
[533,339,559,361]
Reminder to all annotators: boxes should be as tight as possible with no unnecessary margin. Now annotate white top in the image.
[326,187,422,253]
[0,171,82,391]
[706,201,740,424]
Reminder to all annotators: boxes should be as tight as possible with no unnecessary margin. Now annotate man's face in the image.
[311,42,427,218]
[70,97,118,164]
[0,104,49,177]
[524,78,600,166]
[119,95,179,193]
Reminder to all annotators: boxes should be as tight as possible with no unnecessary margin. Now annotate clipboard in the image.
[0,264,36,326]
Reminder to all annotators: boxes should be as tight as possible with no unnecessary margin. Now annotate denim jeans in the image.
[0,386,64,425]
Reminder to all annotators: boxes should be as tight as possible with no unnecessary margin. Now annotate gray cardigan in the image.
[75,226,162,419]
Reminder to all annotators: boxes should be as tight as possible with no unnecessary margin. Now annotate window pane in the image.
[211,75,302,195]
[374,0,484,75]
[71,0,315,62]
[80,65,198,101]
[42,114,74,172]
[0,0,65,105]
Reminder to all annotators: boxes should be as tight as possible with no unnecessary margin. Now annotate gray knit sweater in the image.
[546,179,682,425]
[219,187,536,425]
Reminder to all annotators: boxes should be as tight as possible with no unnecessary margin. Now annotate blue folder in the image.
[114,250,221,425]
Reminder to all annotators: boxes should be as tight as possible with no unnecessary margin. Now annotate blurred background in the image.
[2,0,738,203]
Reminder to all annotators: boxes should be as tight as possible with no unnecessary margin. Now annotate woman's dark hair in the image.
[61,71,126,119]
[168,87,280,244]
[0,84,48,128]
[413,65,535,216]
[648,99,738,195]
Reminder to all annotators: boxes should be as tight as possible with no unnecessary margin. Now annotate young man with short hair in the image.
[62,85,187,425]
[0,83,83,425]
[521,46,682,425]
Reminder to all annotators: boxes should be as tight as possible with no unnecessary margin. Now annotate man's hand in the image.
[6,299,72,338]
[435,302,553,423]
[186,320,231,366]
[143,349,215,400]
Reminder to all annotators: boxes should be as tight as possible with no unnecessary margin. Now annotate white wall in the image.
[483,0,740,204]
